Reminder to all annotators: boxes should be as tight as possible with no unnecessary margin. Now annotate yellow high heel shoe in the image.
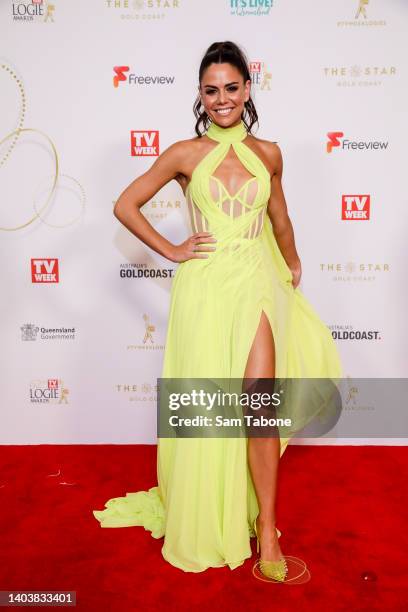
[253,518,288,582]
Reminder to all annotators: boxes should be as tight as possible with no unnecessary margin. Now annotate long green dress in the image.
[93,119,342,572]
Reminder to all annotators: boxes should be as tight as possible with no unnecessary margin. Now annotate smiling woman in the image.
[93,40,342,579]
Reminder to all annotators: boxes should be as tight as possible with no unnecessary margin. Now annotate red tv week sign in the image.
[131,130,159,156]
[341,195,370,220]
[31,258,59,283]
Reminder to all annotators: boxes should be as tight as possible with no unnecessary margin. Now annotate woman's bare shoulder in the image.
[246,133,282,176]
[164,134,205,157]
[164,134,213,189]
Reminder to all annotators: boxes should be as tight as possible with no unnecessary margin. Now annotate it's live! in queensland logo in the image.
[230,0,274,17]
[31,258,59,283]
[131,131,159,156]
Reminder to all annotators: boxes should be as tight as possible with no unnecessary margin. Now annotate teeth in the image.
[216,109,232,115]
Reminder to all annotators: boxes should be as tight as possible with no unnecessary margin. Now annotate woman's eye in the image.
[205,87,238,95]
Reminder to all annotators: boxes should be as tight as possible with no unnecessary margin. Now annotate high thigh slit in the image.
[92,119,343,573]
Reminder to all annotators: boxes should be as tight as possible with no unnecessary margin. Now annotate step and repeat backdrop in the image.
[1,0,407,444]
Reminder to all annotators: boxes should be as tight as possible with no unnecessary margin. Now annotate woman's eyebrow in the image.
[203,81,240,89]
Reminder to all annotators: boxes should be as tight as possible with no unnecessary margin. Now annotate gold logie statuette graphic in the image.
[143,313,155,344]
[344,376,374,412]
[44,2,56,22]
[126,313,165,350]
[337,0,386,27]
[355,0,368,20]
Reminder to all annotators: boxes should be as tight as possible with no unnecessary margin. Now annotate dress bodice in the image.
[185,120,271,246]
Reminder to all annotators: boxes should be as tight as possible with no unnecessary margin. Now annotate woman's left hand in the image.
[289,260,302,289]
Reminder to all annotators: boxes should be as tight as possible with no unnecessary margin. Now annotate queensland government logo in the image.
[230,0,274,17]
[30,378,69,403]
[21,323,76,340]
[326,132,388,153]
[12,0,56,22]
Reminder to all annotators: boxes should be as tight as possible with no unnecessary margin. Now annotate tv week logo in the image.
[31,258,59,283]
[131,131,159,156]
[341,195,370,220]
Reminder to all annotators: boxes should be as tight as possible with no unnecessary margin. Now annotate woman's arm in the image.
[264,143,302,289]
[113,140,216,263]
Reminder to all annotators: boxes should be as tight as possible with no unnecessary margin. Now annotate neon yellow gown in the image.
[93,119,342,572]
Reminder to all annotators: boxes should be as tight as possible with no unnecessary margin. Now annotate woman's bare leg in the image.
[244,310,283,561]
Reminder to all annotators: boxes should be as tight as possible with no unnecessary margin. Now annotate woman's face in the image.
[199,62,251,128]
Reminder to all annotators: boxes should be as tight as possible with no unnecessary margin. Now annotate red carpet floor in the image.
[0,444,406,611]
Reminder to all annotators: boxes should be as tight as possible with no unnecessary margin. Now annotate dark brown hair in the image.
[193,41,259,137]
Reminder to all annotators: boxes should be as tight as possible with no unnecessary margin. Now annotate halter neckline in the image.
[205,119,248,144]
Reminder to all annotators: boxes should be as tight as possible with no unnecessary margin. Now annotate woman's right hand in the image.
[169,232,217,263]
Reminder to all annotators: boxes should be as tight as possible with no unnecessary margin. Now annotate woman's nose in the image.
[218,90,226,104]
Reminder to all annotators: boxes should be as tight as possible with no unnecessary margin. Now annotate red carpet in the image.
[0,444,406,611]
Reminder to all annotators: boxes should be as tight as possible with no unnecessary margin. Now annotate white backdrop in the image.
[1,0,407,444]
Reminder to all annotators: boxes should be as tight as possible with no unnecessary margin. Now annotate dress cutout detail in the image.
[93,119,342,573]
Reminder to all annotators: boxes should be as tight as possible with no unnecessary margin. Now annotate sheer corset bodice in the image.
[184,120,272,259]
[186,171,265,240]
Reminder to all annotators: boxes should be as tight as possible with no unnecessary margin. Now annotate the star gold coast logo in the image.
[337,0,386,27]
[323,65,396,88]
[320,262,390,282]
[12,0,56,22]
[115,382,158,403]
[126,314,165,350]
[105,0,181,21]
[0,64,86,232]
[113,197,181,222]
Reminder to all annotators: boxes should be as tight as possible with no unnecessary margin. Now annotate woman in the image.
[93,41,342,579]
